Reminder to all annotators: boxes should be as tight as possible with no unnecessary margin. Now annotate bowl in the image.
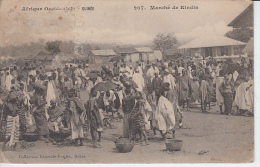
[114,138,134,153]
[165,139,182,151]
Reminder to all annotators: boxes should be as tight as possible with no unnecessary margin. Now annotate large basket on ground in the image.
[165,139,183,151]
[22,132,39,142]
[49,128,71,142]
[114,137,134,153]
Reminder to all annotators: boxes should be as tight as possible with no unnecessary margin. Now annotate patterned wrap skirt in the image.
[129,111,145,139]
[6,115,20,146]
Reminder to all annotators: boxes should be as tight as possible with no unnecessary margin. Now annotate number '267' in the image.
[134,6,145,10]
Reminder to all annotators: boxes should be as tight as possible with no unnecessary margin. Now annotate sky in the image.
[0,0,252,47]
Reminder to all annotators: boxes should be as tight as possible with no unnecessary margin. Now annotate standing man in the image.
[163,69,176,91]
[178,69,192,110]
[113,62,120,78]
[219,74,234,115]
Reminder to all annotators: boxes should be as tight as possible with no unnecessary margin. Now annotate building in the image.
[164,48,182,61]
[149,50,163,61]
[228,3,253,56]
[114,47,139,62]
[228,3,253,29]
[88,50,117,64]
[135,47,154,62]
[177,35,246,58]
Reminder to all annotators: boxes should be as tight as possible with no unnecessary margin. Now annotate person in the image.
[122,83,135,138]
[78,65,86,89]
[85,91,103,148]
[74,66,82,89]
[199,74,211,113]
[177,69,192,110]
[0,69,6,90]
[147,63,159,80]
[30,84,50,142]
[65,88,85,146]
[152,72,163,92]
[113,62,120,77]
[154,88,176,140]
[63,64,70,78]
[128,92,149,145]
[128,65,134,79]
[2,90,20,151]
[215,63,221,77]
[132,68,145,92]
[219,74,234,115]
[163,83,182,129]
[17,83,29,135]
[47,100,64,133]
[234,73,254,115]
[136,62,143,75]
[177,65,185,76]
[103,90,116,117]
[84,64,90,76]
[163,69,176,91]
[216,70,225,114]
[46,74,59,107]
[146,64,155,82]
[146,86,157,135]
[245,74,254,114]
[5,72,14,91]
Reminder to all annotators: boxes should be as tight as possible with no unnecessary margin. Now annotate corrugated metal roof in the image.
[228,3,253,28]
[135,47,153,53]
[178,36,246,49]
[90,50,117,56]
[243,37,254,53]
[114,48,137,54]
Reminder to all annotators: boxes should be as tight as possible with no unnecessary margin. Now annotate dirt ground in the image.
[0,88,254,164]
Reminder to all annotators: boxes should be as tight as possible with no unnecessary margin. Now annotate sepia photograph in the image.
[0,0,256,164]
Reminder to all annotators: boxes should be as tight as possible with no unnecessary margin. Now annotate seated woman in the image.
[47,100,64,133]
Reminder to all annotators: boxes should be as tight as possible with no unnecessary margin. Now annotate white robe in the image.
[163,74,176,91]
[154,96,175,133]
[245,79,254,112]
[46,81,56,107]
[233,71,239,82]
[132,73,145,92]
[5,74,14,91]
[234,82,250,111]
[216,76,224,105]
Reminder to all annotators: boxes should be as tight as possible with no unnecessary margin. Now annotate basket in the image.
[114,138,134,153]
[165,139,183,151]
[49,128,71,142]
[22,132,39,142]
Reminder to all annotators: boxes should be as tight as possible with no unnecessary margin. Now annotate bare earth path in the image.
[0,106,254,163]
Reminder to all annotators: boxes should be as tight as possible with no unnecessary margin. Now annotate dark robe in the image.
[31,92,50,136]
[84,98,102,130]
[152,77,163,92]
[178,75,192,101]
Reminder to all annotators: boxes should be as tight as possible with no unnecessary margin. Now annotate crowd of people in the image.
[0,56,254,150]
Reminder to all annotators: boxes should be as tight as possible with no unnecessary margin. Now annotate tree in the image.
[60,40,76,55]
[94,46,101,50]
[153,33,178,60]
[225,28,253,43]
[45,40,62,55]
